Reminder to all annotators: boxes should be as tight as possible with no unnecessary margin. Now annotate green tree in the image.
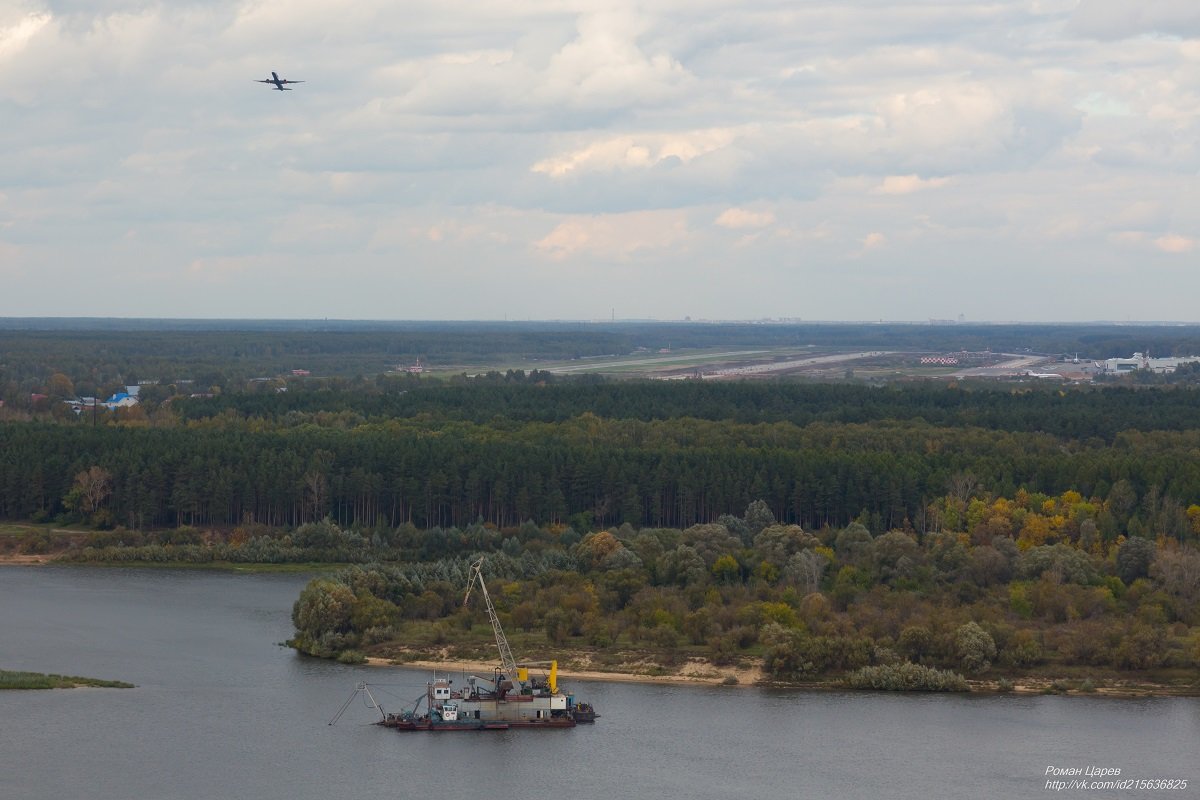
[744,499,775,537]
[292,578,356,655]
[1116,536,1156,584]
[953,621,997,673]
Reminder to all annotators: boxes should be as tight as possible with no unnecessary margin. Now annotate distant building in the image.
[1102,353,1200,374]
[920,356,960,365]
[291,369,311,376]
[104,392,139,409]
[64,397,99,414]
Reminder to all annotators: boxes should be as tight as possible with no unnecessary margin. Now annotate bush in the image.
[844,663,969,692]
[762,624,873,679]
[1001,629,1043,668]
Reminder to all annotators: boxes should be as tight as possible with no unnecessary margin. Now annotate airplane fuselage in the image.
[257,71,302,91]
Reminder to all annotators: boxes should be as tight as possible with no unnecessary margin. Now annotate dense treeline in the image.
[0,327,630,391]
[174,380,1200,442]
[6,412,1200,533]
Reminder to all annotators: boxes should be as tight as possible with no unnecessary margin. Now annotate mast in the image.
[464,558,518,680]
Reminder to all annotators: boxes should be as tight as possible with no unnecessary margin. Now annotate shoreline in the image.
[361,656,1197,697]
[365,656,764,688]
[0,554,52,565]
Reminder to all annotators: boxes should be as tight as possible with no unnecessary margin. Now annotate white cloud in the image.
[715,207,775,229]
[1154,234,1196,254]
[0,12,50,61]
[873,175,951,195]
[535,210,688,260]
[532,129,739,177]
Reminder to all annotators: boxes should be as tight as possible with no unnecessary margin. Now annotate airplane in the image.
[255,72,304,91]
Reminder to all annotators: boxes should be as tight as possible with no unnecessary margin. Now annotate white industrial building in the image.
[1102,353,1200,374]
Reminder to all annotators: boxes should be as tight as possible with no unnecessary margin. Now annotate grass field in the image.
[0,669,134,690]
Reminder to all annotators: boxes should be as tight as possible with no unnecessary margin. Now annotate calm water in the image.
[0,566,1196,800]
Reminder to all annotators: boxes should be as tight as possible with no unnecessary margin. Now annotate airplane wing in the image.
[279,80,304,84]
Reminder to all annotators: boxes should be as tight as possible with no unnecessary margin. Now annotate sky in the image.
[0,0,1198,322]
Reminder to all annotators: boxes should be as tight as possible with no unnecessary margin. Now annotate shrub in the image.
[844,663,969,692]
[337,649,367,665]
[1001,629,1043,668]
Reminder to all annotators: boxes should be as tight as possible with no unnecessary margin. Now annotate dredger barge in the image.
[332,559,599,732]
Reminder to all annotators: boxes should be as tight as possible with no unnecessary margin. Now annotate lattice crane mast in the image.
[463,558,518,681]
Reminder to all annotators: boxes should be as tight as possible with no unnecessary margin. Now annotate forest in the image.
[7,381,1200,533]
[3,321,1200,689]
[274,491,1198,690]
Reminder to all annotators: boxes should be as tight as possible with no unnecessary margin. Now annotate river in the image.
[0,566,1196,800]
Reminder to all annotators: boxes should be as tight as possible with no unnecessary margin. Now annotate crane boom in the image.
[464,558,518,681]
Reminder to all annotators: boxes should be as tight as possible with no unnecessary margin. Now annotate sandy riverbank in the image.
[362,655,1196,696]
[364,656,764,688]
[0,554,52,565]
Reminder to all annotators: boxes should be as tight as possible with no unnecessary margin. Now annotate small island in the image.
[0,669,134,690]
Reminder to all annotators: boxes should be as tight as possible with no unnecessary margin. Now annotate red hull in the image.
[382,718,575,731]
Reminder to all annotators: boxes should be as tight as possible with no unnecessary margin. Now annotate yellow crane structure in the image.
[463,558,559,693]
[463,558,519,683]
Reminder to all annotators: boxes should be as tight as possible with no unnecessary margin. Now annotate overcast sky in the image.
[1,1,1198,321]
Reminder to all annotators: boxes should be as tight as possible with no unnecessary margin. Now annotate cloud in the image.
[0,12,50,61]
[1069,0,1200,41]
[715,207,775,229]
[0,0,1198,320]
[1154,234,1196,254]
[532,129,739,178]
[534,210,688,261]
[873,175,951,195]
